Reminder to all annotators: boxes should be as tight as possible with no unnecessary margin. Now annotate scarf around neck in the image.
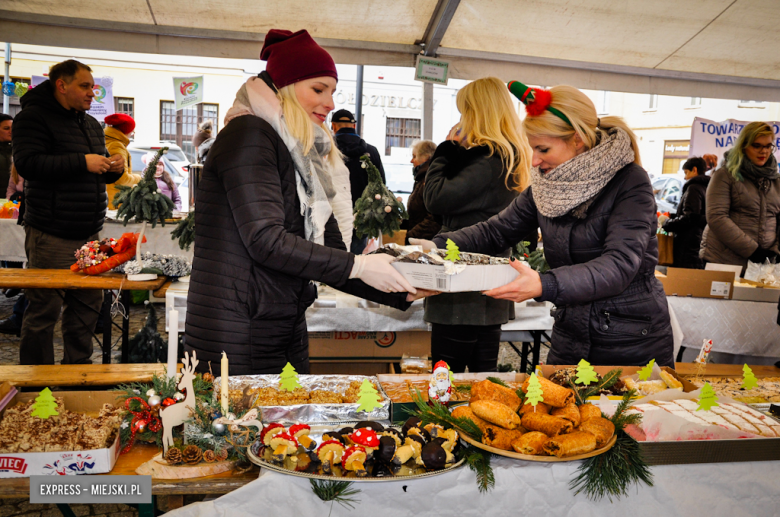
[224,77,334,244]
[739,153,780,193]
[531,127,635,219]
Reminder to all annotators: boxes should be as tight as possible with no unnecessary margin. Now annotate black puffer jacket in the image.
[334,128,386,205]
[663,174,710,269]
[12,80,120,240]
[423,142,521,326]
[401,159,441,242]
[434,163,674,367]
[185,114,410,375]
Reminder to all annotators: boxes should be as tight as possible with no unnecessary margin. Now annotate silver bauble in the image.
[212,421,227,436]
[146,389,156,397]
[173,392,185,401]
[147,395,162,408]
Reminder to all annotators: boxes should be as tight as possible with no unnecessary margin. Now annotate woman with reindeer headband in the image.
[415,82,673,367]
[185,30,435,375]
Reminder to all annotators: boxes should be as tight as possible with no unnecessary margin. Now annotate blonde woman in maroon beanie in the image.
[104,113,141,209]
[185,30,434,375]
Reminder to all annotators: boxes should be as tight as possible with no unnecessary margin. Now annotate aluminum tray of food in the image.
[214,375,390,424]
[246,418,464,481]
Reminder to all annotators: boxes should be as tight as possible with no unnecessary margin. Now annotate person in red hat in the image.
[104,113,141,209]
[184,29,436,375]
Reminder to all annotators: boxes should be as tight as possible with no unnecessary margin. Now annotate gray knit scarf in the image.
[531,127,635,219]
[739,153,779,193]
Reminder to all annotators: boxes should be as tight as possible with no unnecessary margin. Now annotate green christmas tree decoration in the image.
[637,359,655,382]
[353,154,408,239]
[697,383,720,411]
[356,379,383,413]
[575,359,599,386]
[511,241,550,272]
[444,239,461,262]
[14,81,29,98]
[742,364,758,390]
[279,362,303,392]
[525,373,545,407]
[31,388,59,419]
[171,211,195,251]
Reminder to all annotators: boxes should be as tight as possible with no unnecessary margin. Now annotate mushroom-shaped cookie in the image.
[401,416,422,436]
[416,440,454,470]
[424,423,446,439]
[349,428,380,459]
[289,423,315,450]
[355,420,385,433]
[406,426,430,444]
[342,445,368,477]
[316,440,345,474]
[260,423,286,446]
[395,436,423,464]
[377,435,400,465]
[269,432,299,462]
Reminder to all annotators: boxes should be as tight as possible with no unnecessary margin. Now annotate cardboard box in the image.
[539,365,697,399]
[659,267,735,299]
[309,331,430,360]
[382,230,407,246]
[392,262,518,292]
[310,361,395,376]
[732,281,780,303]
[0,391,121,478]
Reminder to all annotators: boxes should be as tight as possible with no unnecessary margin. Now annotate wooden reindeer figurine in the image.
[160,350,199,457]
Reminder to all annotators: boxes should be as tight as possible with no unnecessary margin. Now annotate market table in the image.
[0,218,193,264]
[0,363,177,388]
[667,296,780,365]
[0,269,166,364]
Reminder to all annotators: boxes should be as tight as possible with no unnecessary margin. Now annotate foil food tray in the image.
[214,374,390,424]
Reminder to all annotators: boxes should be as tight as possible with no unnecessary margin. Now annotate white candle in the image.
[221,351,229,415]
[167,309,179,378]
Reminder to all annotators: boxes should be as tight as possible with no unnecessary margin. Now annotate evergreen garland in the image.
[511,241,550,273]
[114,252,191,277]
[171,211,196,251]
[353,154,408,239]
[113,148,175,228]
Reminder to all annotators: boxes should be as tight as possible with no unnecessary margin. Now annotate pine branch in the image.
[459,446,495,493]
[486,377,510,388]
[310,480,361,509]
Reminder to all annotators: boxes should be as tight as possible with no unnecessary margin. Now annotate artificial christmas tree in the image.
[127,302,171,363]
[353,154,407,239]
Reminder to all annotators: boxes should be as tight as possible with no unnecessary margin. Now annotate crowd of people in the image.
[2,29,778,372]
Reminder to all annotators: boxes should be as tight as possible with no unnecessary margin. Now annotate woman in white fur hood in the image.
[184,29,433,375]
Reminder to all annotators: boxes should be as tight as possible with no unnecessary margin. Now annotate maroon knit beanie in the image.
[260,29,338,89]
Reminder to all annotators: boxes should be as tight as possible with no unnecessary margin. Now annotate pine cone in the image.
[182,445,203,464]
[202,450,216,463]
[202,373,215,384]
[216,448,229,461]
[165,448,182,465]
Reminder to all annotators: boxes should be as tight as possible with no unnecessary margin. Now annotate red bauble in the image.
[132,418,148,433]
[162,398,177,407]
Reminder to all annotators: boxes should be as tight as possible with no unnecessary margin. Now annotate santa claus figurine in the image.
[428,360,453,404]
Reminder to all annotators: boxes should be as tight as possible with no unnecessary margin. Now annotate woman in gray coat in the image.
[700,122,780,270]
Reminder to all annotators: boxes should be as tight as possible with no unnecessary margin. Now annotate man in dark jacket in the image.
[12,59,124,365]
[0,114,12,189]
[662,157,710,269]
[331,109,386,253]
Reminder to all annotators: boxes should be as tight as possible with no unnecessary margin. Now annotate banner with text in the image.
[30,75,114,122]
[689,117,780,163]
[173,76,204,111]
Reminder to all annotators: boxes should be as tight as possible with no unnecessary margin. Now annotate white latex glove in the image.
[350,254,417,294]
[408,238,438,252]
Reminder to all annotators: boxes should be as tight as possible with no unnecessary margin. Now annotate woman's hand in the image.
[351,254,417,294]
[483,258,543,302]
[406,289,440,302]
[446,123,462,142]
[408,238,438,251]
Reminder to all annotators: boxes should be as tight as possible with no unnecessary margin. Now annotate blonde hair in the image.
[522,85,642,167]
[277,84,342,168]
[726,121,774,180]
[456,77,531,191]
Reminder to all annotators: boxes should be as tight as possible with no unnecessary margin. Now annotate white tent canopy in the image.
[2,0,780,101]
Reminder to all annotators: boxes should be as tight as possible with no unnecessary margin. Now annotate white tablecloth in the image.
[163,456,780,517]
[667,296,780,363]
[0,217,193,263]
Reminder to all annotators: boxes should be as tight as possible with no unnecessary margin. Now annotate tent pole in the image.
[422,82,433,141]
[3,43,10,115]
[355,65,364,136]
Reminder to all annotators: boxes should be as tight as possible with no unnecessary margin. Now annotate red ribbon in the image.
[121,396,161,454]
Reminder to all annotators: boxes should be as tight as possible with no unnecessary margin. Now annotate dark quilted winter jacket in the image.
[185,114,410,375]
[434,163,674,367]
[12,80,120,240]
[662,174,710,269]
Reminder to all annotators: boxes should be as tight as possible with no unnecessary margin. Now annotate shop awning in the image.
[2,0,779,100]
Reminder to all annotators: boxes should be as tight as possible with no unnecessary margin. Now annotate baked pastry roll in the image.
[579,403,602,422]
[519,400,550,416]
[521,376,574,408]
[470,400,521,430]
[659,370,683,391]
[482,425,524,451]
[511,431,549,455]
[470,380,522,412]
[452,405,491,431]
[550,402,581,427]
[543,431,597,458]
[578,417,615,448]
[521,412,573,437]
